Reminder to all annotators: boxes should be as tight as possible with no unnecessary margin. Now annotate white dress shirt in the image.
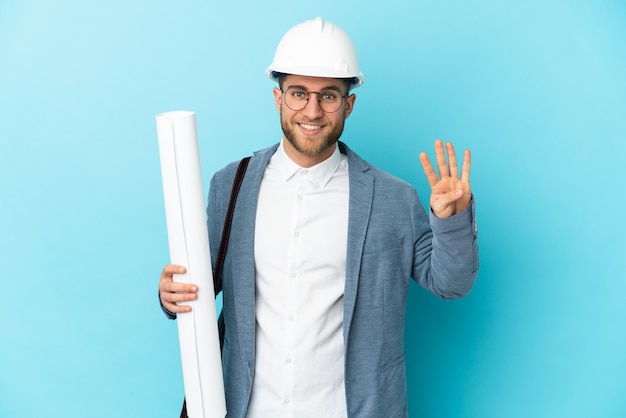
[247,140,349,417]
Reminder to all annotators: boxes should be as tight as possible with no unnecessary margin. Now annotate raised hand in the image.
[419,139,472,218]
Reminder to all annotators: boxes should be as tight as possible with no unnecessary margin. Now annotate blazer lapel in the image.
[229,144,278,374]
[340,143,374,346]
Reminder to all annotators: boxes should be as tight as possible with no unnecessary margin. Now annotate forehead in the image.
[282,74,347,91]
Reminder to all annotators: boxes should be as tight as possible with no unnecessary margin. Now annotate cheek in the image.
[332,113,347,126]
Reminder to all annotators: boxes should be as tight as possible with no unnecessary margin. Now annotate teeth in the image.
[300,123,320,131]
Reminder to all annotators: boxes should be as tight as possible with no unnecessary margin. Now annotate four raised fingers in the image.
[422,139,470,182]
[420,139,471,181]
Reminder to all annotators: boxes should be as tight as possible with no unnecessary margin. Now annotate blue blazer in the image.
[206,141,479,417]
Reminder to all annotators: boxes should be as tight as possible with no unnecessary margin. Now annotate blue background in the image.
[1,1,625,417]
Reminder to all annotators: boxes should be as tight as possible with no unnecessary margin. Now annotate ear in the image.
[273,87,282,112]
[344,94,356,119]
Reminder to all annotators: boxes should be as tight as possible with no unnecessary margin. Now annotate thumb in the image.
[431,189,463,218]
[447,188,463,202]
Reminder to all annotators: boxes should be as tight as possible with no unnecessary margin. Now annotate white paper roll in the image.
[156,111,226,418]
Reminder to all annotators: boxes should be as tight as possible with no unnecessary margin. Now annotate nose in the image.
[302,93,324,118]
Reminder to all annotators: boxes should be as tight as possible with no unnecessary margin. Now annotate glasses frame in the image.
[281,87,349,113]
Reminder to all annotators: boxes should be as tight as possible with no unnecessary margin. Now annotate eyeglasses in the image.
[281,86,349,113]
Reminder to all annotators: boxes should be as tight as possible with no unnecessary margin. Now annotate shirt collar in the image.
[275,139,342,188]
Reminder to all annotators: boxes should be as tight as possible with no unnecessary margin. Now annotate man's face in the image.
[273,75,355,167]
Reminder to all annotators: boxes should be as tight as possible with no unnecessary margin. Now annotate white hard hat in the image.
[266,17,365,88]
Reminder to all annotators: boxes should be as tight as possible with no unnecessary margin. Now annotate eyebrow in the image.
[286,84,345,94]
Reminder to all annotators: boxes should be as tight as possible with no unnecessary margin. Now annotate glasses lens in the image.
[284,87,308,111]
[318,90,342,113]
[283,87,344,113]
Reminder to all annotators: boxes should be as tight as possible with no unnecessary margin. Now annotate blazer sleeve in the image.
[412,195,479,299]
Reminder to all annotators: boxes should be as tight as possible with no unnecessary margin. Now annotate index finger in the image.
[419,152,439,187]
[161,264,186,279]
[159,264,195,293]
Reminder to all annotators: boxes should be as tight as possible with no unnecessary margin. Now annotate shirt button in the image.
[290,272,297,278]
[288,315,294,322]
[297,195,303,201]
[294,231,300,238]
[286,358,292,363]
[283,398,290,404]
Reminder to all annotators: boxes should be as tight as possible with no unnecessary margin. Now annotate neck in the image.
[282,137,336,168]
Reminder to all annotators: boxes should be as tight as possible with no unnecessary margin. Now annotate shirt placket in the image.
[282,172,310,414]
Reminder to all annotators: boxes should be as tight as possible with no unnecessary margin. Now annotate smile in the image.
[298,123,323,133]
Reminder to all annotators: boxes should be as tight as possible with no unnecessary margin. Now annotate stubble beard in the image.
[280,110,346,157]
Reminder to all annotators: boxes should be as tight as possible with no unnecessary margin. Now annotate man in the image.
[159,17,478,417]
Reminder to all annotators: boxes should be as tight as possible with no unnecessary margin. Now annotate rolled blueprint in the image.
[156,111,226,418]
